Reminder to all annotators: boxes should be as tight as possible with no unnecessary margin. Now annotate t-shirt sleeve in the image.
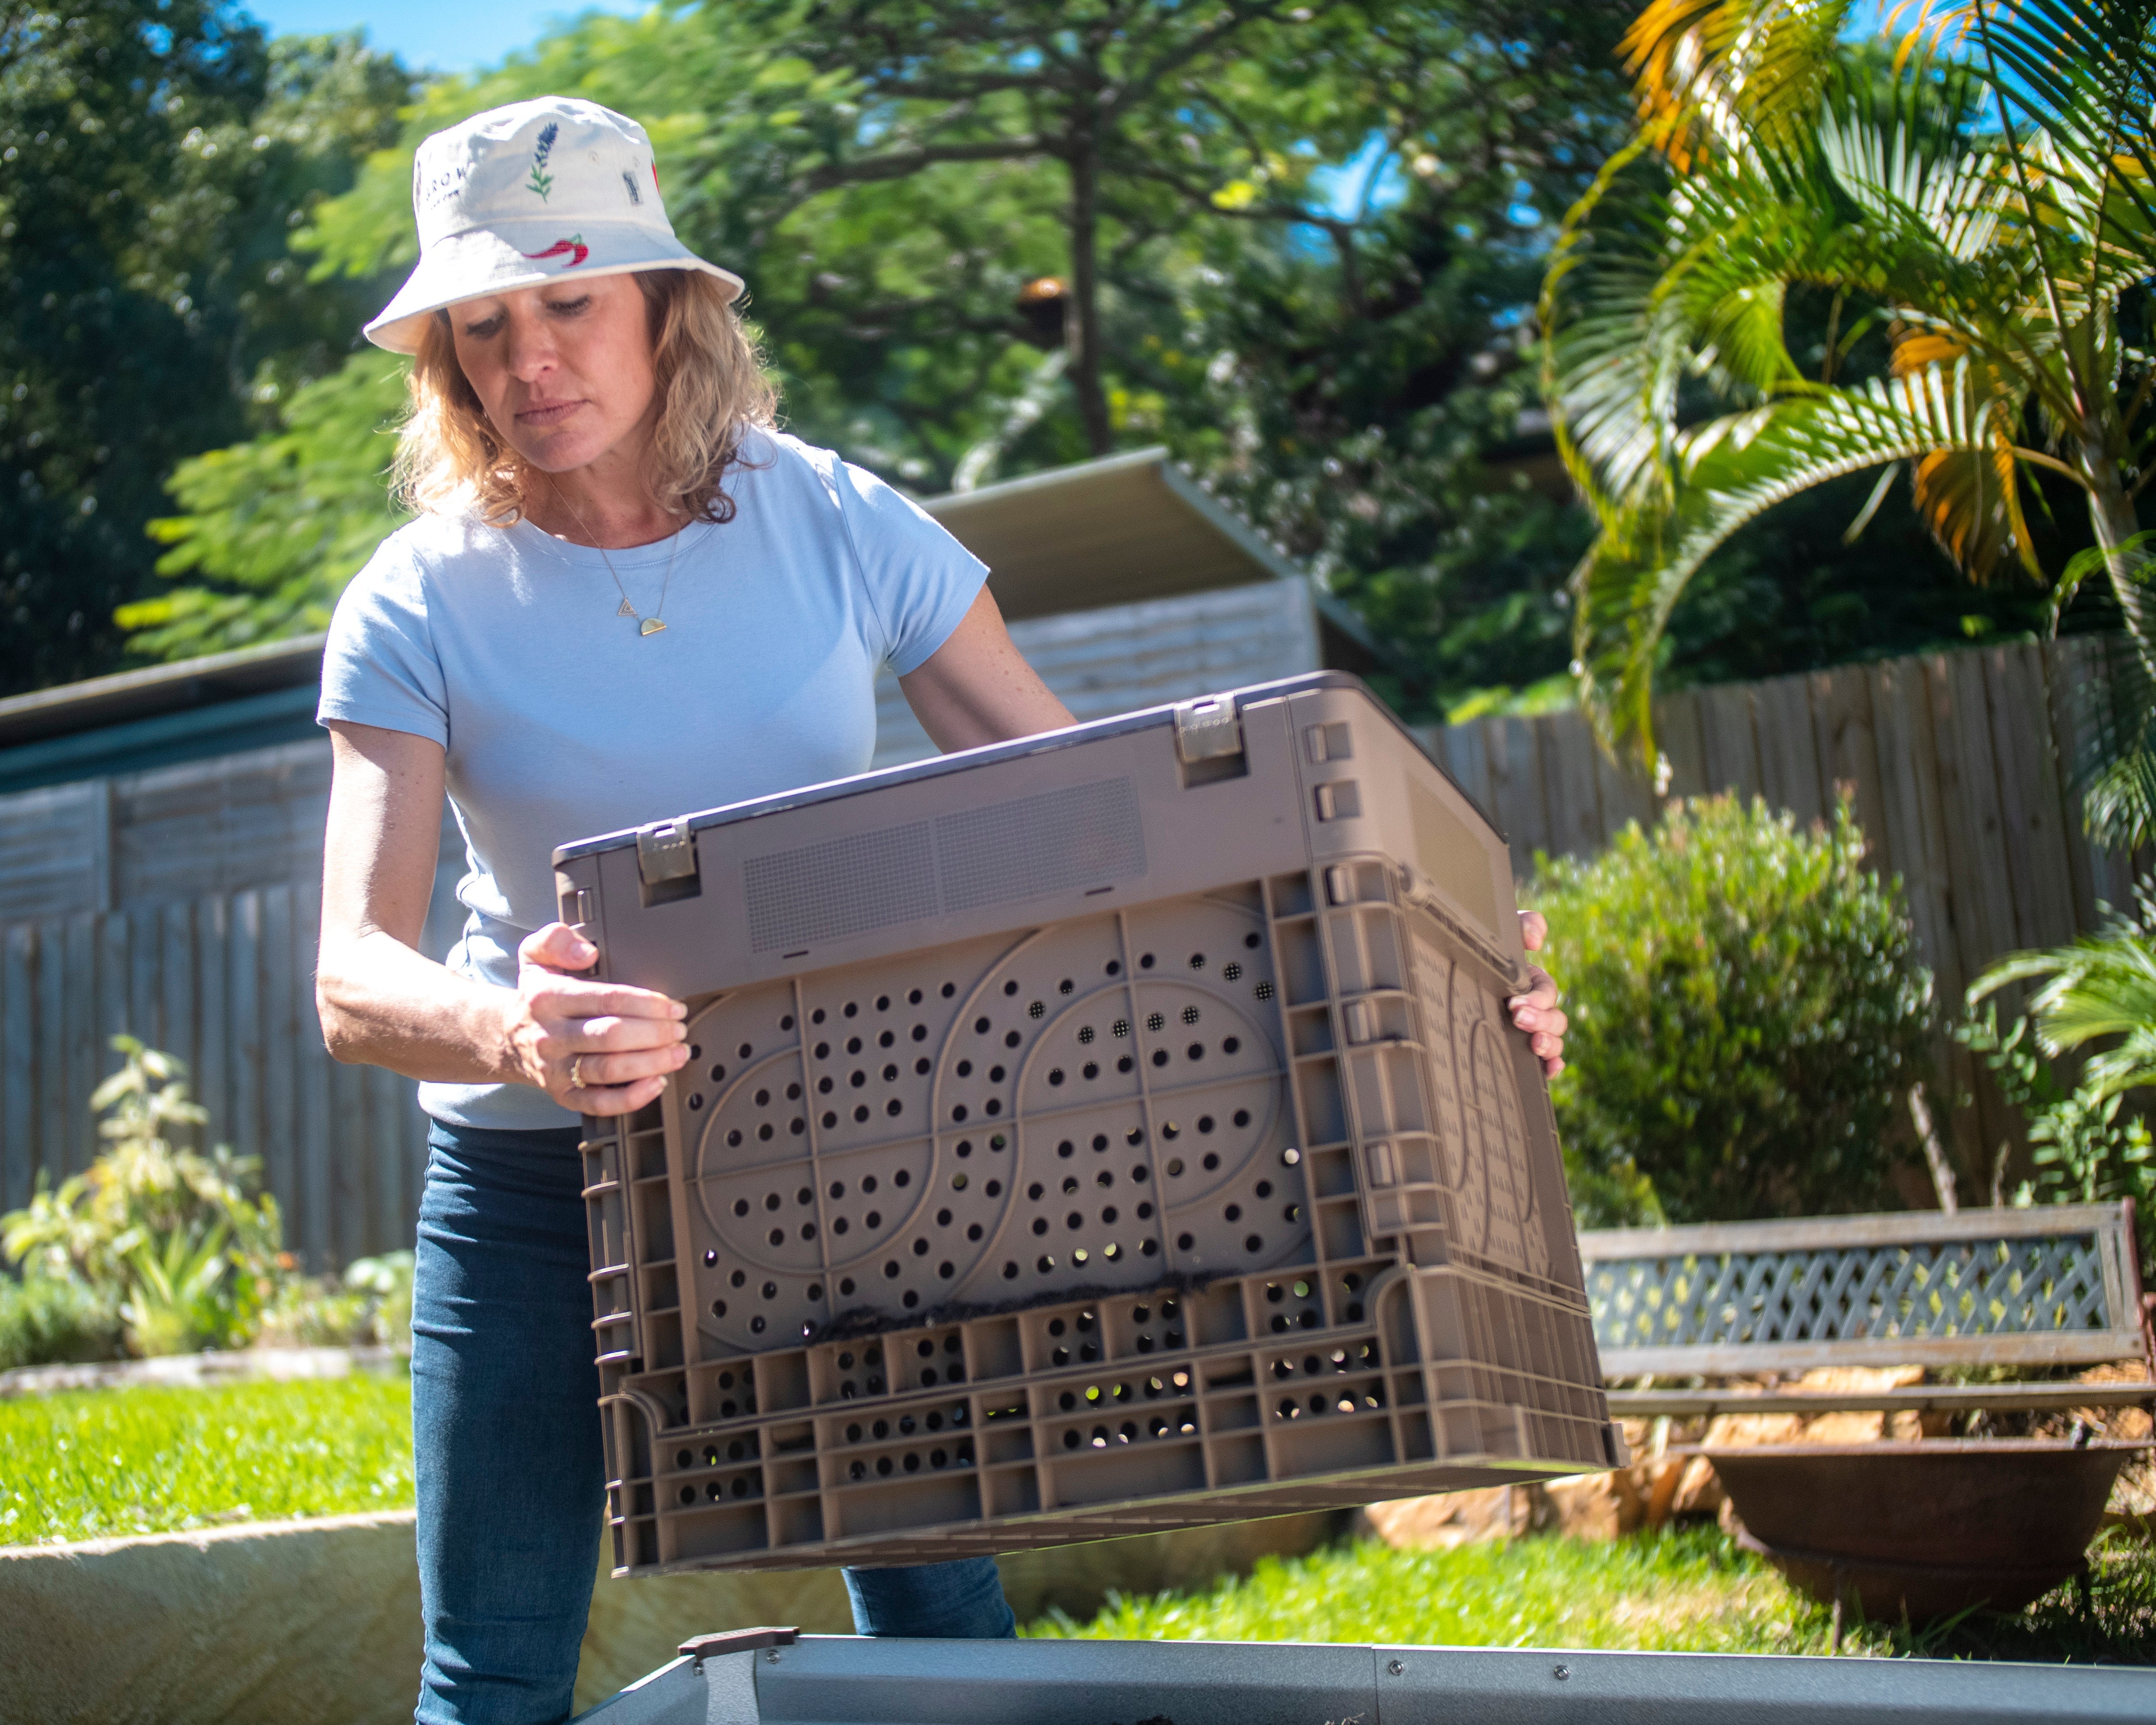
[829,455,989,677]
[316,537,451,747]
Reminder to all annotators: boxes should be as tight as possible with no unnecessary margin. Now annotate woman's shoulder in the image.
[734,427,846,498]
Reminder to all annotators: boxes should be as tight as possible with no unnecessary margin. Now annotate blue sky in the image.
[247,0,645,71]
[257,0,1906,82]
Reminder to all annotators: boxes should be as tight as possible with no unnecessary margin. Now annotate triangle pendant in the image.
[639,617,668,637]
[616,597,636,616]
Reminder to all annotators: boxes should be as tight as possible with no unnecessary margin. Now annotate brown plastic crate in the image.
[553,672,1625,1574]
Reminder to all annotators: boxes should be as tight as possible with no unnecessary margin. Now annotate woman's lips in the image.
[517,399,585,426]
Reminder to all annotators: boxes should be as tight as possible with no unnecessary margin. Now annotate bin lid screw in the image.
[1386,1659,1405,1676]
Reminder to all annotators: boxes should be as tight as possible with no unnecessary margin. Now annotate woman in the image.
[316,96,1569,1725]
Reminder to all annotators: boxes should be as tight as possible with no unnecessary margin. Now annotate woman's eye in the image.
[462,317,502,339]
[548,297,592,316]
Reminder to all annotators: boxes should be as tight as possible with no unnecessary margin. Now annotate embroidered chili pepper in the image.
[521,235,589,266]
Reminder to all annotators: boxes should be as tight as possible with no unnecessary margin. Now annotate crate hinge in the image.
[1173,694,1243,763]
[636,817,699,888]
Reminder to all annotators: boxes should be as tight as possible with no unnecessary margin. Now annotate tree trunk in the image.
[2086,445,2152,664]
[1066,136,1114,457]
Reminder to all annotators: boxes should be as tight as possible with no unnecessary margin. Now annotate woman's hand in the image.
[505,923,689,1115]
[1509,910,1568,1078]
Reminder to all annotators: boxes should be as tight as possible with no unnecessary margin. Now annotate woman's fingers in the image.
[562,1043,687,1092]
[1506,958,1566,1078]
[565,1072,671,1117]
[520,920,598,973]
[1518,909,1548,953]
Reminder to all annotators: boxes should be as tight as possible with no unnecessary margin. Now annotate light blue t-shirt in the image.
[318,428,987,1131]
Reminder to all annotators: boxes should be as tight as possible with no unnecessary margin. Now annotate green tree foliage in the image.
[0,3,413,696]
[1542,0,2156,831]
[122,349,411,657]
[1527,795,1933,1224]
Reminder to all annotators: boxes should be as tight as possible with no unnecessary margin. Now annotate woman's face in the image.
[449,273,659,478]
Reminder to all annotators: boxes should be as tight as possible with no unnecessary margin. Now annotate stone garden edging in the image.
[0,1505,1346,1724]
[0,1344,406,1399]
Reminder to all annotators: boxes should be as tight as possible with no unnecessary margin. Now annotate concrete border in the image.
[0,1507,1346,1722]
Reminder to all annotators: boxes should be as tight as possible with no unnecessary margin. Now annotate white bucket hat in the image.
[363,96,744,354]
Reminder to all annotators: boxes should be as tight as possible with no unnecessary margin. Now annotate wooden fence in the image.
[0,630,2133,1264]
[1417,633,2133,1184]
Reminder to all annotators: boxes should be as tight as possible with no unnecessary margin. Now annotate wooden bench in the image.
[1577,1201,2156,1420]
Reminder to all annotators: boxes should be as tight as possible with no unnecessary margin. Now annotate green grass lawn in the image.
[0,1375,414,1546]
[1027,1528,2156,1664]
[6,1376,2151,1667]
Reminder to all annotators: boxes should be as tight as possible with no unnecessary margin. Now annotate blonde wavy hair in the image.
[392,269,777,525]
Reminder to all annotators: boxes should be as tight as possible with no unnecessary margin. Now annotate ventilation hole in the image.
[1112,1019,1130,1038]
[727,1129,742,1148]
[1117,1055,1134,1074]
[750,1316,765,1333]
[867,1211,882,1228]
[942,982,957,998]
[1078,1026,1095,1045]
[895,1170,910,1186]
[1234,1110,1252,1128]
[1254,981,1274,1000]
[1162,1122,1180,1141]
[1247,1234,1263,1252]
[887,1098,903,1116]
[1176,1232,1194,1250]
[1038,1255,1055,1272]
[1004,1262,1019,1279]
[1127,1127,1145,1146]
[952,1105,967,1122]
[1105,960,1121,976]
[1146,1012,1165,1032]
[1029,1001,1045,1019]
[1166,1159,1184,1177]
[688,1094,704,1111]
[1223,962,1243,981]
[989,1064,1006,1083]
[839,1277,856,1295]
[1222,1037,1240,1054]
[1256,1180,1273,1199]
[1140,953,1155,969]
[1203,1152,1220,1171]
[711,1299,726,1317]
[952,1172,969,1190]
[975,1017,992,1034]
[986,1179,1002,1197]
[1092,1134,1109,1152]
[885,1261,900,1278]
[730,1270,746,1288]
[808,1282,823,1300]
[739,1042,754,1058]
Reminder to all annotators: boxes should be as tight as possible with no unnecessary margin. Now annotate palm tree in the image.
[1541,0,2156,841]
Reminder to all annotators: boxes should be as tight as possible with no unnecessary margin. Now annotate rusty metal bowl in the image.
[1705,1440,2146,1623]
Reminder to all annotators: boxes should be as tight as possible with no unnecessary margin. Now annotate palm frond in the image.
[1574,358,2027,752]
[1968,883,2156,1096]
[1622,0,1859,164]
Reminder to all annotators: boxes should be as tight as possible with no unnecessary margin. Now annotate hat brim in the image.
[362,220,745,354]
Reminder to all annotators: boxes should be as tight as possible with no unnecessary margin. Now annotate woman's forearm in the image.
[318,926,522,1086]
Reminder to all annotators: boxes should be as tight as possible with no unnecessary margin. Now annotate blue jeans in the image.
[412,1122,1015,1725]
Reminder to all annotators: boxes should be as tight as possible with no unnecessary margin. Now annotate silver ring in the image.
[568,1054,586,1090]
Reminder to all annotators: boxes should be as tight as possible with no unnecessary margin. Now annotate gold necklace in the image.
[557,489,682,637]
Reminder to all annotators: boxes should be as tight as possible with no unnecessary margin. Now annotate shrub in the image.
[257,1251,416,1351]
[1,1037,284,1356]
[1527,794,1932,1225]
[0,1275,124,1372]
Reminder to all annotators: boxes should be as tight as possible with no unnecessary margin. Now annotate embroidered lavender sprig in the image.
[527,122,559,201]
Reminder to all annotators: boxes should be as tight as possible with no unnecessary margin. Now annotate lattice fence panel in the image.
[1587,1232,2117,1352]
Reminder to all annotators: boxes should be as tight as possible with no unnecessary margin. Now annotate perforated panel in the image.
[675,891,1303,1352]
